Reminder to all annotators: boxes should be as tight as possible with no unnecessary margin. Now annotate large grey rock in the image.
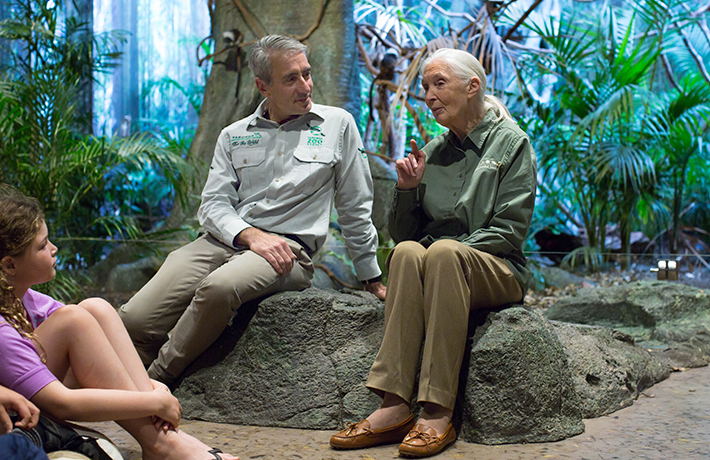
[457,307,584,444]
[105,256,164,293]
[175,291,590,444]
[539,266,593,289]
[545,281,710,368]
[174,288,384,429]
[550,322,670,418]
[173,288,682,444]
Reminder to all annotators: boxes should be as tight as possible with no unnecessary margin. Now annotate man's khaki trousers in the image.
[119,233,313,384]
[367,239,523,409]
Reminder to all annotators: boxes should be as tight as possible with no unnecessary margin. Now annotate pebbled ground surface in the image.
[87,364,710,460]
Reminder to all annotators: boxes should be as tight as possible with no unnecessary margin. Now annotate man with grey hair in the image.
[119,34,386,385]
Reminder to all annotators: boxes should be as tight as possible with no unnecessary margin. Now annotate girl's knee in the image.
[48,304,97,331]
[78,298,116,319]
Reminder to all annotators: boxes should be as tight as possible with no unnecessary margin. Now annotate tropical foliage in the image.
[0,0,197,299]
[520,0,710,268]
[1,0,708,287]
[355,0,710,270]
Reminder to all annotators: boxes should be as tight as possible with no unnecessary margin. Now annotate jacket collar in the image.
[445,108,497,155]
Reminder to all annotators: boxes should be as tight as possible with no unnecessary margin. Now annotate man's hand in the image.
[0,386,40,434]
[364,281,386,301]
[395,140,426,190]
[236,228,297,275]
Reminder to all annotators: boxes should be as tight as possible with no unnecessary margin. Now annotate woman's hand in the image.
[395,140,426,190]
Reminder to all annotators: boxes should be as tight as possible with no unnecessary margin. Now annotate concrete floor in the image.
[87,365,710,460]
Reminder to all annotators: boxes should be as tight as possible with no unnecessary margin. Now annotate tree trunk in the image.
[164,0,360,231]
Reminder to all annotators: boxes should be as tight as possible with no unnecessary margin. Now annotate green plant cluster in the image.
[518,0,710,269]
[0,0,196,300]
[355,0,710,272]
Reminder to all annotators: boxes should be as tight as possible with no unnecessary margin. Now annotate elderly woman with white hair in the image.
[330,48,537,457]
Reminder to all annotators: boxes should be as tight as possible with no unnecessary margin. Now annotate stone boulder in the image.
[549,322,670,418]
[174,288,384,429]
[174,290,592,444]
[105,256,164,293]
[539,266,594,289]
[545,281,710,369]
[457,307,584,444]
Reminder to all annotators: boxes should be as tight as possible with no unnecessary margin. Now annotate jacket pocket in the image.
[232,148,266,195]
[292,146,335,195]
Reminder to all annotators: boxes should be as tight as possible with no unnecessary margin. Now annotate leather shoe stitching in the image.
[342,421,370,436]
[404,430,435,450]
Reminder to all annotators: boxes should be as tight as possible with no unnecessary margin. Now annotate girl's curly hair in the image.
[0,183,47,361]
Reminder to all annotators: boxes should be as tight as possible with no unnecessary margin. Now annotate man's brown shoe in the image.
[398,422,456,458]
[330,414,416,450]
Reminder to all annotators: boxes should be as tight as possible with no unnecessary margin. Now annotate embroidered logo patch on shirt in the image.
[307,136,324,146]
[480,159,500,170]
[231,133,262,147]
[359,148,368,159]
[306,123,325,146]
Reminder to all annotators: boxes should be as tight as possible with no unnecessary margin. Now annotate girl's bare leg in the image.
[77,298,153,391]
[35,304,237,460]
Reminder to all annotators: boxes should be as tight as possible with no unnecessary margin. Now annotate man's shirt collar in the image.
[248,99,325,129]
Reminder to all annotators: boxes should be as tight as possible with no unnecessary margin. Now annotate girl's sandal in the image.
[207,448,225,459]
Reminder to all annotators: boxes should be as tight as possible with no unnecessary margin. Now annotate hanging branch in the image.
[660,53,681,91]
[196,35,231,67]
[537,182,584,229]
[314,264,358,289]
[681,1,710,49]
[423,0,477,23]
[676,27,710,85]
[358,25,403,53]
[356,31,379,75]
[232,0,265,38]
[292,0,330,41]
[404,98,431,145]
[382,46,427,152]
[198,0,331,68]
[362,148,397,163]
[375,80,424,101]
[501,0,544,43]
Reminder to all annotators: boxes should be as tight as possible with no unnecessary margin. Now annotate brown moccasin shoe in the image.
[330,414,416,450]
[398,422,456,458]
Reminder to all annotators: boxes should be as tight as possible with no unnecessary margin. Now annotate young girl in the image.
[0,184,238,460]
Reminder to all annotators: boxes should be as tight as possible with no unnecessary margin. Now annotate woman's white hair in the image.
[421,48,511,120]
